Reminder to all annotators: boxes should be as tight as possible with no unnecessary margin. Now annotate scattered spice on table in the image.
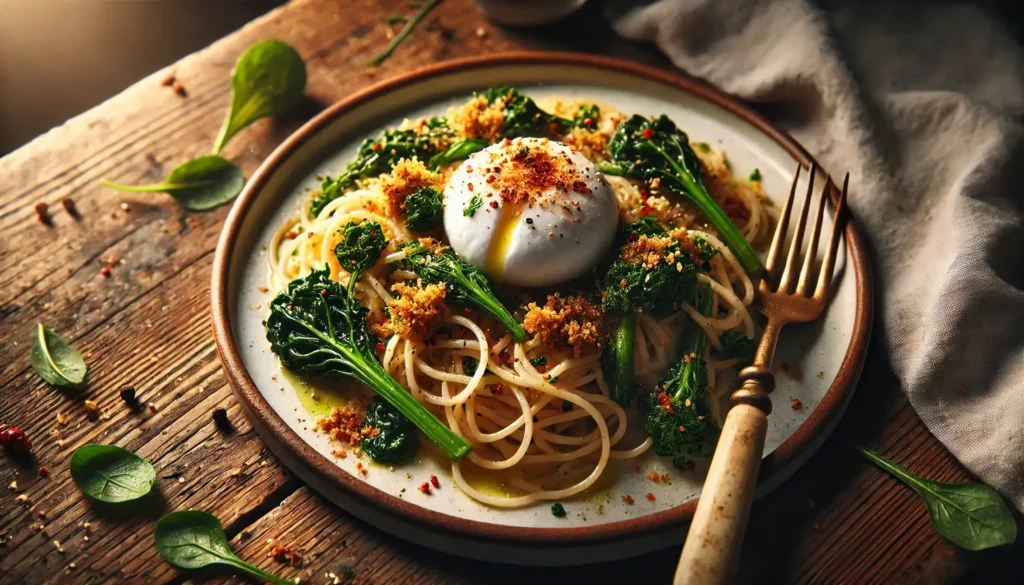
[160,74,175,87]
[34,202,50,224]
[212,407,231,431]
[418,482,431,494]
[430,475,440,489]
[0,425,32,454]
[645,492,656,502]
[172,80,187,97]
[61,197,77,217]
[621,494,634,504]
[119,386,138,408]
[269,543,304,567]
[83,400,101,420]
[790,397,803,410]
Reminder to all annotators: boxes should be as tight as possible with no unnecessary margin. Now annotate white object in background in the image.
[477,0,589,26]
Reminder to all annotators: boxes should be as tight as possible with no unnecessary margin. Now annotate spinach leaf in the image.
[213,40,307,155]
[155,510,292,585]
[334,220,388,295]
[404,187,443,232]
[31,323,87,388]
[70,445,155,503]
[360,398,420,464]
[859,447,1017,550]
[101,156,244,211]
[483,86,573,138]
[427,138,489,169]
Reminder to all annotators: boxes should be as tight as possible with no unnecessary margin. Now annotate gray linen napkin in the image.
[607,0,1024,509]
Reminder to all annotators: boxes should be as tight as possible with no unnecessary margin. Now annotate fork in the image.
[674,164,848,585]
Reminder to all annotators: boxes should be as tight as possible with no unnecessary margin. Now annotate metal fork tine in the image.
[815,173,848,299]
[778,163,815,292]
[797,174,829,296]
[765,164,800,284]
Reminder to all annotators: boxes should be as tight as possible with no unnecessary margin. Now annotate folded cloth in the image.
[607,0,1024,509]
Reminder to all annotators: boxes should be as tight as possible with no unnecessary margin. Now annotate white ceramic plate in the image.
[212,53,872,565]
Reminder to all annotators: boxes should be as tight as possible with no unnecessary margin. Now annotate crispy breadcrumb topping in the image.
[316,407,364,446]
[379,159,445,220]
[522,294,603,358]
[452,96,505,142]
[372,281,448,342]
[487,143,592,206]
[563,127,609,160]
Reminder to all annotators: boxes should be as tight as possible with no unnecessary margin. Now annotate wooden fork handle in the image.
[674,370,774,585]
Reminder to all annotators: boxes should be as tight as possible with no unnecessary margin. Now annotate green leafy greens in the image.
[360,398,420,464]
[70,445,156,503]
[484,86,573,138]
[463,194,483,217]
[310,121,452,217]
[859,448,1017,551]
[155,510,292,585]
[334,220,388,295]
[573,104,600,128]
[30,323,87,389]
[265,268,471,460]
[427,138,489,169]
[213,40,307,155]
[101,156,244,211]
[601,221,698,405]
[604,115,763,274]
[396,241,528,342]
[404,186,443,231]
[643,285,716,468]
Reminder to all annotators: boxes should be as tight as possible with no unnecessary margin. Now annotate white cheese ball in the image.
[443,137,618,287]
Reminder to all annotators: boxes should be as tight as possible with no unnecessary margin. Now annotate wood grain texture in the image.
[0,1,1018,584]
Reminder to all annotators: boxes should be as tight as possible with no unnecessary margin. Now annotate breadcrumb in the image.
[316,408,364,446]
[379,158,445,220]
[451,95,505,142]
[522,294,603,358]
[371,281,448,342]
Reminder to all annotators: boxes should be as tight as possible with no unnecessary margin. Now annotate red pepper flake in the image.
[320,289,328,296]
[172,81,187,97]
[355,462,367,476]
[548,232,554,238]
[61,198,77,215]
[642,127,654,140]
[639,203,653,216]
[100,266,111,277]
[375,342,386,354]
[160,74,175,87]
[583,118,594,127]
[0,426,32,454]
[790,396,803,410]
[38,466,49,477]
[418,482,431,494]
[502,139,512,147]
[467,183,474,191]
[645,492,656,501]
[489,200,498,209]
[621,494,634,505]
[685,460,696,472]
[647,472,670,484]
[430,475,440,489]
[640,189,650,201]
[371,142,382,151]
[284,231,298,239]
[956,385,966,395]
[655,391,675,414]
[34,201,50,224]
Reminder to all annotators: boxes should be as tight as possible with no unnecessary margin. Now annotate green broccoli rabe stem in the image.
[465,280,530,342]
[597,162,625,176]
[602,311,637,406]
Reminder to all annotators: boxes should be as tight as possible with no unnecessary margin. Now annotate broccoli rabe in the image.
[604,114,763,274]
[265,268,471,460]
[334,220,388,295]
[572,104,600,128]
[396,240,529,342]
[360,398,420,464]
[643,284,716,468]
[403,187,443,232]
[484,86,574,138]
[310,119,453,217]
[601,221,698,406]
[427,138,489,169]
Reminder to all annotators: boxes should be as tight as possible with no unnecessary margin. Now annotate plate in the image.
[211,52,872,565]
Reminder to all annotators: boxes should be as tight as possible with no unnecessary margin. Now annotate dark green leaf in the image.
[551,502,567,518]
[265,268,471,460]
[213,40,306,154]
[749,168,762,182]
[859,448,1017,551]
[427,138,489,169]
[70,445,155,503]
[483,86,573,138]
[154,510,292,585]
[30,323,87,388]
[361,399,420,464]
[404,187,443,231]
[462,357,480,373]
[100,156,243,211]
[334,220,388,294]
[528,356,547,368]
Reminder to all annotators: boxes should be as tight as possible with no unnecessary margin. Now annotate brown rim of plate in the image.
[211,51,873,546]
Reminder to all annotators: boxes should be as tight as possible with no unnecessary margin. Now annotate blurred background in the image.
[0,0,1021,156]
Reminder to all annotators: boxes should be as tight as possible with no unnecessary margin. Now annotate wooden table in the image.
[1,1,1019,583]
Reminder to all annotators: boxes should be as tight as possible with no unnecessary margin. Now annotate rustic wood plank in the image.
[0,0,1013,584]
